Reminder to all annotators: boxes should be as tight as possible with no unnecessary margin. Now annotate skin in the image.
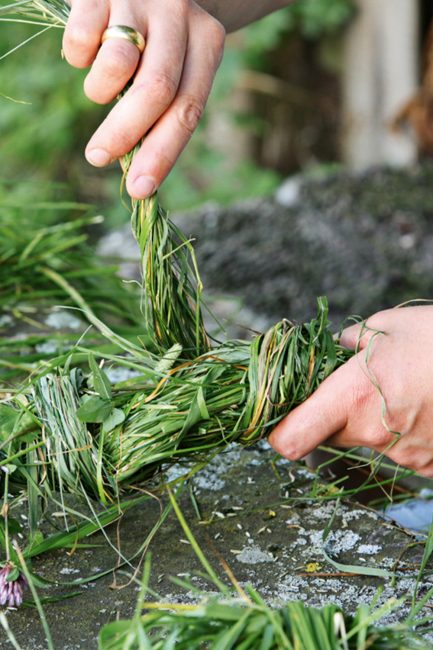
[198,0,290,33]
[269,306,433,478]
[63,0,290,199]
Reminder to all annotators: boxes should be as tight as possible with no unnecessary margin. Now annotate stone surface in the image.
[3,445,433,649]
[0,305,88,385]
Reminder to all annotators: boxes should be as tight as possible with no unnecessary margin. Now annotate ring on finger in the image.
[101,25,145,54]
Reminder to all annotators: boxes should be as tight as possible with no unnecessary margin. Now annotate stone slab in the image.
[3,445,432,649]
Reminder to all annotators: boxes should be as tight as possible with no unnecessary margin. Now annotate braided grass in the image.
[2,0,353,504]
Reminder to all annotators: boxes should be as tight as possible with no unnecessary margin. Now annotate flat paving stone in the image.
[3,444,433,649]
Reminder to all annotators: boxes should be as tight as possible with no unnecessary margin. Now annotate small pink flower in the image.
[0,564,27,608]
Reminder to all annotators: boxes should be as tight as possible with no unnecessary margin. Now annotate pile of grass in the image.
[101,592,428,650]
[0,194,137,322]
[0,188,149,381]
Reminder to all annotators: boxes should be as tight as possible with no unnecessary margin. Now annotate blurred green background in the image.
[0,0,354,228]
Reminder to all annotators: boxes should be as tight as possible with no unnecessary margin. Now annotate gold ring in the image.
[101,25,145,54]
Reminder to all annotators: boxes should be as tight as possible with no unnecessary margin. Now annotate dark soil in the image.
[175,163,433,328]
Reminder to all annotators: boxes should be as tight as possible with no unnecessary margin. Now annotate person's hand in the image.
[63,0,225,198]
[269,305,433,477]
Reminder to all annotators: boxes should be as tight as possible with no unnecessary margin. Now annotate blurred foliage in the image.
[0,24,124,221]
[0,0,354,224]
[163,0,355,209]
[242,0,355,69]
[1,27,93,176]
[285,0,355,38]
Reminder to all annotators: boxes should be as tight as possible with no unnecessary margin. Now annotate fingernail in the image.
[132,175,156,198]
[86,148,111,167]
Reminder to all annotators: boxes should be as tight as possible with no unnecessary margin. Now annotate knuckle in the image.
[412,459,428,473]
[206,15,226,45]
[135,72,178,108]
[365,309,392,331]
[383,401,417,438]
[205,17,226,64]
[392,450,419,472]
[172,0,188,17]
[350,378,373,415]
[176,95,204,134]
[147,148,175,177]
[367,427,394,449]
[388,443,427,472]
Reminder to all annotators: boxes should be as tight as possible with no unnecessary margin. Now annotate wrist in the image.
[196,1,291,33]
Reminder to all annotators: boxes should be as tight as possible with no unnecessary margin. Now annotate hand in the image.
[269,305,433,477]
[63,0,225,198]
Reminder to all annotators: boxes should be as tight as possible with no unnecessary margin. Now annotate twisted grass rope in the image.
[32,295,351,499]
[4,0,355,503]
[130,186,209,359]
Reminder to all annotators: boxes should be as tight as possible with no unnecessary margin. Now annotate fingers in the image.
[63,0,109,69]
[268,352,393,460]
[268,364,351,460]
[340,313,389,350]
[84,4,145,105]
[65,1,225,196]
[83,39,142,106]
[271,305,433,473]
[340,322,370,350]
[125,14,225,198]
[85,9,189,170]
